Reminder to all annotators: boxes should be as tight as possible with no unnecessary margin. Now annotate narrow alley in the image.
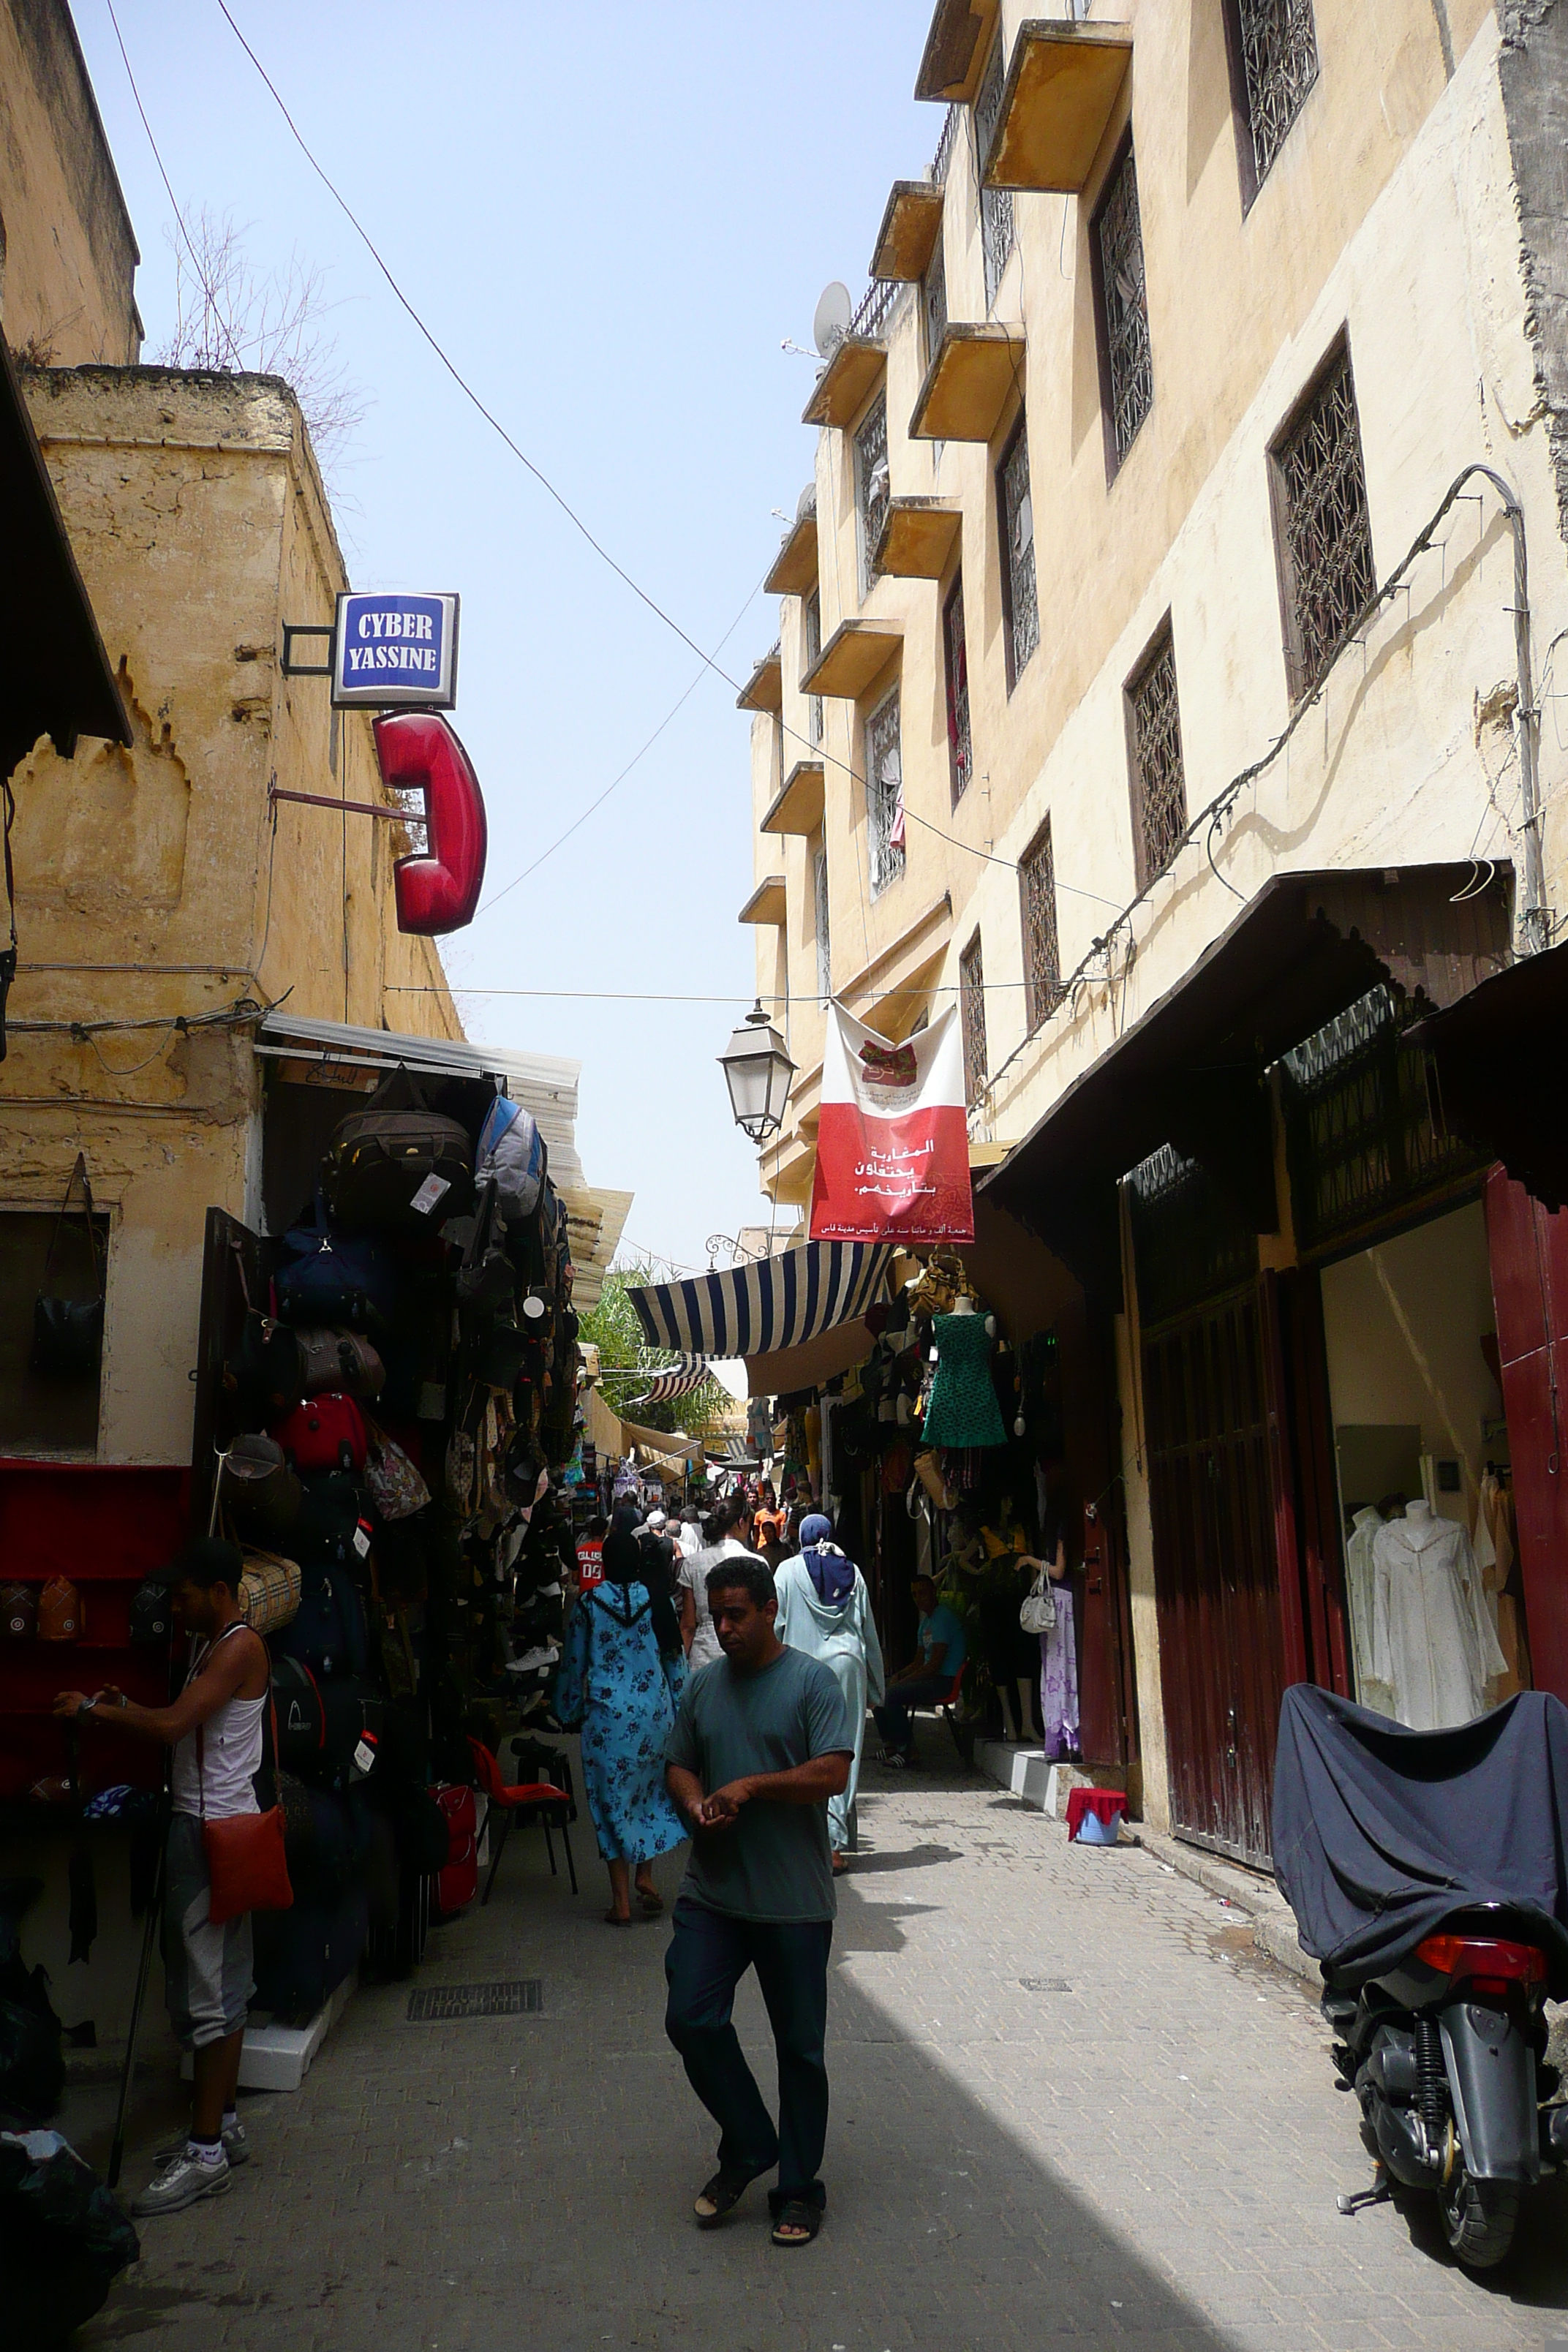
[76,1732,1568,2351]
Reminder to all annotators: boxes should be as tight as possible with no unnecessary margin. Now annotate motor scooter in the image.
[1273,1682,1568,2272]
[1322,1902,1568,2266]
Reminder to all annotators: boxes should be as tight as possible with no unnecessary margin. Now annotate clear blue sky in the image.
[75,1,942,1280]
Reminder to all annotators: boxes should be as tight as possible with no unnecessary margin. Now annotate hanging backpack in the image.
[226,1312,305,1420]
[36,1578,83,1643]
[274,1196,400,1339]
[271,1392,369,1477]
[129,1580,173,1646]
[323,1065,475,1233]
[0,1583,37,1640]
[218,1435,302,1535]
[475,1096,546,1225]
[30,1155,105,1382]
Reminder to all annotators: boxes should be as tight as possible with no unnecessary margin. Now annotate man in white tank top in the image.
[56,1537,270,2217]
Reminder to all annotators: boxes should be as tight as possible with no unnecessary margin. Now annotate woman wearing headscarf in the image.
[553,1523,687,1925]
[772,1512,885,1874]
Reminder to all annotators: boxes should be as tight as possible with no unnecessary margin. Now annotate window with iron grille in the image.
[855,392,889,600]
[1127,623,1187,887]
[997,414,1039,688]
[1270,342,1376,702]
[1225,0,1319,197]
[923,237,948,370]
[864,687,905,897]
[1278,986,1485,1256]
[813,845,832,1003]
[804,589,823,747]
[1092,138,1153,472]
[1019,815,1063,1034]
[943,572,973,806]
[960,931,987,1107]
[974,38,1015,311]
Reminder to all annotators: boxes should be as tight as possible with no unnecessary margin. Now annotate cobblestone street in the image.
[76,1730,1568,2352]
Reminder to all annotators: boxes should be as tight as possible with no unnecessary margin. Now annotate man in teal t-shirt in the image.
[664,1554,853,2250]
[872,1573,966,1765]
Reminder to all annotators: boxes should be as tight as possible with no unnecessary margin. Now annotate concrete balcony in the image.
[982,20,1133,195]
[764,508,818,598]
[735,644,783,714]
[739,875,788,926]
[870,181,945,282]
[914,0,1000,102]
[801,619,902,704]
[760,758,826,838]
[874,497,963,581]
[909,322,1025,443]
[802,336,887,431]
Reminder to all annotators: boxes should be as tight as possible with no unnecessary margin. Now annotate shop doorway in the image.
[1141,1281,1288,1868]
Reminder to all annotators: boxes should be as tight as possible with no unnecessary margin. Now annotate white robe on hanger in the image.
[1343,1507,1393,1717]
[1368,1499,1507,1731]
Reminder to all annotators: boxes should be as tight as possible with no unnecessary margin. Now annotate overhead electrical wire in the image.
[208,1,1123,914]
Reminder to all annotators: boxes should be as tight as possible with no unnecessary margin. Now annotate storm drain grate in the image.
[406,1980,543,2022]
[1018,1977,1073,1994]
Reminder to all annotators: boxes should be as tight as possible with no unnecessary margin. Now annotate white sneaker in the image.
[156,2119,249,2168]
[131,2146,232,2216]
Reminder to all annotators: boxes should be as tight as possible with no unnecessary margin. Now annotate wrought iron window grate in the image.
[1126,1146,1259,1329]
[1273,344,1376,699]
[999,419,1039,686]
[944,573,973,806]
[864,689,905,897]
[1096,143,1153,467]
[856,392,890,600]
[932,101,961,186]
[1236,0,1319,188]
[804,590,823,746]
[1279,985,1485,1254]
[813,846,832,1002]
[850,275,900,343]
[923,238,948,370]
[1020,815,1063,1033]
[960,932,988,1107]
[1129,627,1187,885]
[975,39,1015,309]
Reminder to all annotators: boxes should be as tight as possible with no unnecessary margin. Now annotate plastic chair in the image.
[904,1662,972,1766]
[465,1737,578,1904]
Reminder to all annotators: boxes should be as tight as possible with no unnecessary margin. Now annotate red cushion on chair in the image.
[495,1780,570,1809]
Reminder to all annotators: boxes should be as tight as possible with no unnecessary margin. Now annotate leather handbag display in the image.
[363,1421,431,1523]
[219,1435,302,1534]
[36,1576,83,1643]
[0,1581,37,1639]
[323,1065,475,1233]
[200,1691,294,1926]
[271,1392,369,1476]
[238,1549,304,1636]
[226,1311,305,1420]
[129,1579,173,1645]
[295,1327,385,1399]
[31,1153,105,1382]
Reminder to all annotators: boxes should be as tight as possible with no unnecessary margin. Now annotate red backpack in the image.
[431,1782,478,1913]
[271,1392,369,1475]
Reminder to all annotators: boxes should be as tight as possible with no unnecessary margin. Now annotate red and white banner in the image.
[810,1003,973,1245]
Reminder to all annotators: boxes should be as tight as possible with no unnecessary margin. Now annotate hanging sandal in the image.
[771,2199,821,2247]
[694,2165,762,2228]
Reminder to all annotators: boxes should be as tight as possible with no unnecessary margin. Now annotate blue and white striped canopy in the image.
[625,1356,712,1408]
[627,1240,894,1360]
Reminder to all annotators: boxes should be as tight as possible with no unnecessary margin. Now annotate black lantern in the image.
[718,1001,796,1143]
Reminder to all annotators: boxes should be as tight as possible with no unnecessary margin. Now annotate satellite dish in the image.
[813,281,853,360]
[796,481,818,524]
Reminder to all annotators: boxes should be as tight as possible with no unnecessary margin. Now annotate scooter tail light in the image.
[1414,1932,1547,1985]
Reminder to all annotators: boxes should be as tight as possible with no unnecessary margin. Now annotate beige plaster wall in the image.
[0,0,140,363]
[1,369,463,1466]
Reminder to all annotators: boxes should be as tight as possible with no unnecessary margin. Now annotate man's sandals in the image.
[693,2171,821,2245]
[771,2199,821,2247]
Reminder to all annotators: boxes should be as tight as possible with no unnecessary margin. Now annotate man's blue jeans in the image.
[872,1676,952,1757]
[664,1895,833,2212]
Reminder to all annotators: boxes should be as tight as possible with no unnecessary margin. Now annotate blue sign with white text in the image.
[333,590,459,709]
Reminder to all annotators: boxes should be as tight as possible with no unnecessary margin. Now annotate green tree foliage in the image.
[580,1264,729,1439]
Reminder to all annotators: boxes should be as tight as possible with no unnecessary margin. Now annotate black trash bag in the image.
[0,2127,138,2343]
[0,1880,64,2127]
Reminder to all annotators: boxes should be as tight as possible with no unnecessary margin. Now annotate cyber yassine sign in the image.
[332,590,459,709]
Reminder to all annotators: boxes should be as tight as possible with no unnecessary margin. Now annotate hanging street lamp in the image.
[718,1001,796,1143]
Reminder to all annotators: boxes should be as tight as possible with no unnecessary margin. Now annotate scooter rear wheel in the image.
[1439,2169,1519,2269]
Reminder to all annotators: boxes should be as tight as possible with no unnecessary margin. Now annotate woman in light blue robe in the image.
[772,1513,885,1869]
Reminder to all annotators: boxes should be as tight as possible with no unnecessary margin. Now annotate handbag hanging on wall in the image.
[31,1153,105,1380]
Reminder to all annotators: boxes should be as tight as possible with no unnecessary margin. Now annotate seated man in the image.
[872,1575,968,1767]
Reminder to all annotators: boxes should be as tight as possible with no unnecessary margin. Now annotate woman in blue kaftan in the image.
[554,1529,687,1924]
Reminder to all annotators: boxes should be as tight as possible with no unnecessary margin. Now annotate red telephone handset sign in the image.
[373,709,489,935]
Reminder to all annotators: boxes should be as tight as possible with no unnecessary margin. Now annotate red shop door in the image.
[1484,1166,1568,1701]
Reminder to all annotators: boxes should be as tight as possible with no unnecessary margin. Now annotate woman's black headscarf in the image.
[598,1523,681,1658]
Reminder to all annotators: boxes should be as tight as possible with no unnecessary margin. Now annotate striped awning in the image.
[625,1357,712,1409]
[627,1240,894,1360]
